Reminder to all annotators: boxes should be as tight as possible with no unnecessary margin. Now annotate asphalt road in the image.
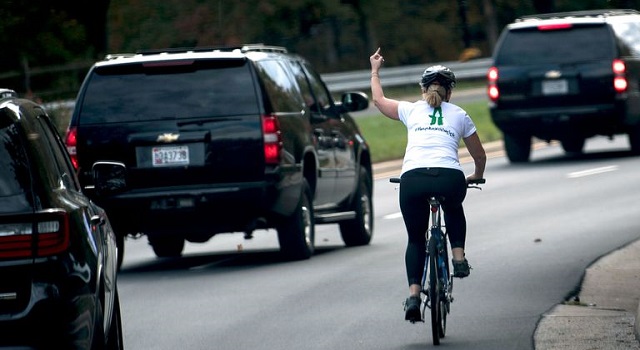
[116,135,640,349]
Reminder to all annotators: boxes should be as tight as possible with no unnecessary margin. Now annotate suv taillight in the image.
[538,23,572,31]
[0,210,70,259]
[262,114,282,165]
[65,127,79,169]
[613,59,628,93]
[487,66,499,102]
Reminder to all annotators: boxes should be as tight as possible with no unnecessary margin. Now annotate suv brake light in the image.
[65,127,79,169]
[262,114,282,165]
[487,67,499,102]
[613,59,627,92]
[0,210,70,259]
[538,23,573,31]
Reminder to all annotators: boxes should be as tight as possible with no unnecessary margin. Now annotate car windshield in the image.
[78,59,260,124]
[496,25,615,65]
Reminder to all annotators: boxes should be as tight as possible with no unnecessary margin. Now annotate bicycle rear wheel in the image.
[428,236,443,345]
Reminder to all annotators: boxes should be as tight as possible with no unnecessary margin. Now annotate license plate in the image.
[542,79,568,95]
[152,146,189,167]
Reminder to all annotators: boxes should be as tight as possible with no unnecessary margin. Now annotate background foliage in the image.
[0,0,639,100]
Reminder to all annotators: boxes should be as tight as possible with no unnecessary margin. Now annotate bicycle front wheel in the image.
[428,235,443,345]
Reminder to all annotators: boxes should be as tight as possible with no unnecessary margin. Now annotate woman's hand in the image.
[465,174,483,184]
[370,47,384,73]
[369,47,400,120]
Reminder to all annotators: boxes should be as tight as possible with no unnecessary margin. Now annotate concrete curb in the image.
[534,238,640,349]
[637,301,640,342]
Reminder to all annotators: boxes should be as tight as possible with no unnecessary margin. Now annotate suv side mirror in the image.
[92,161,127,196]
[340,92,369,112]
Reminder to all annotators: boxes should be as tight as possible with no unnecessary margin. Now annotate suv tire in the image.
[148,235,185,258]
[628,126,640,154]
[561,136,585,154]
[340,166,373,246]
[277,179,315,261]
[504,132,531,163]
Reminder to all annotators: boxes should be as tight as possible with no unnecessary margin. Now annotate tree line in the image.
[0,0,638,101]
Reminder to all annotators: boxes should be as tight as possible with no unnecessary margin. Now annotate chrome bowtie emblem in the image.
[157,133,179,143]
[545,70,562,79]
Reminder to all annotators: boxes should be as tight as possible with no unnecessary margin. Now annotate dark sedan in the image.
[0,89,123,349]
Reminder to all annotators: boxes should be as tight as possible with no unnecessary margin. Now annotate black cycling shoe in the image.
[404,296,422,322]
[452,258,471,278]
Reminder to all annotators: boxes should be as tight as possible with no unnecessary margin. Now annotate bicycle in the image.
[390,176,485,345]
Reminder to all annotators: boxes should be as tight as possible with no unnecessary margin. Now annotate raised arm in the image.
[370,48,400,120]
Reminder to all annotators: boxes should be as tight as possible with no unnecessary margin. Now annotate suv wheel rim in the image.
[302,205,312,248]
[361,193,372,234]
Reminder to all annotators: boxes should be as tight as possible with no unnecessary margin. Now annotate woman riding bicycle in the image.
[369,48,487,322]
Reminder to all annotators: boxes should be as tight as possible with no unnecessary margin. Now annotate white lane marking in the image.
[384,212,403,220]
[567,165,619,178]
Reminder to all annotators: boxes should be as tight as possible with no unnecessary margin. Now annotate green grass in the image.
[356,99,502,163]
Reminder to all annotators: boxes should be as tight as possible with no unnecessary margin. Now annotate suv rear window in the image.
[496,25,615,65]
[77,59,260,124]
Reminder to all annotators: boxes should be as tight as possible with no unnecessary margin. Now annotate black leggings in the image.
[399,168,467,286]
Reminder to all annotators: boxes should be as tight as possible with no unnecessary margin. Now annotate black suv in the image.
[0,89,123,348]
[488,9,640,162]
[66,44,373,265]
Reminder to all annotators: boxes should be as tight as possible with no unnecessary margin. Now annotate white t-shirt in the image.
[398,100,477,174]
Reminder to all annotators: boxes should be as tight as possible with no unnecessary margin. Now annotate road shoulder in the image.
[534,239,640,349]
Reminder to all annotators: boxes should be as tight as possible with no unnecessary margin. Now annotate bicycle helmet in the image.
[420,65,456,90]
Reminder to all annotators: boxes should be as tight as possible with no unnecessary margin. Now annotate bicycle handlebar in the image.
[468,178,486,185]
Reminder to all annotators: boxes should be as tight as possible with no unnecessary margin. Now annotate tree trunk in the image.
[482,0,499,53]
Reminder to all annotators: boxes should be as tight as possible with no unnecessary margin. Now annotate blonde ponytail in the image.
[422,84,447,108]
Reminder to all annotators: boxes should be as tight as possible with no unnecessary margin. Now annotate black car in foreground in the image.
[488,9,640,162]
[0,89,124,349]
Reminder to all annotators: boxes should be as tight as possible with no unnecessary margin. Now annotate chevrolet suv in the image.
[65,44,373,266]
[488,9,640,162]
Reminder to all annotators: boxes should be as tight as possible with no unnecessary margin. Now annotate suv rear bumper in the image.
[0,267,99,348]
[490,102,627,139]
[95,180,300,237]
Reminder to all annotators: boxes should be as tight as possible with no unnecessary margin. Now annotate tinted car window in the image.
[255,60,303,112]
[496,25,615,65]
[288,61,319,112]
[78,59,260,124]
[0,114,33,212]
[37,115,80,192]
[301,63,332,112]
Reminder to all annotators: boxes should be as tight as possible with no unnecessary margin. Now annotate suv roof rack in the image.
[516,9,639,22]
[0,89,17,98]
[103,44,288,60]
